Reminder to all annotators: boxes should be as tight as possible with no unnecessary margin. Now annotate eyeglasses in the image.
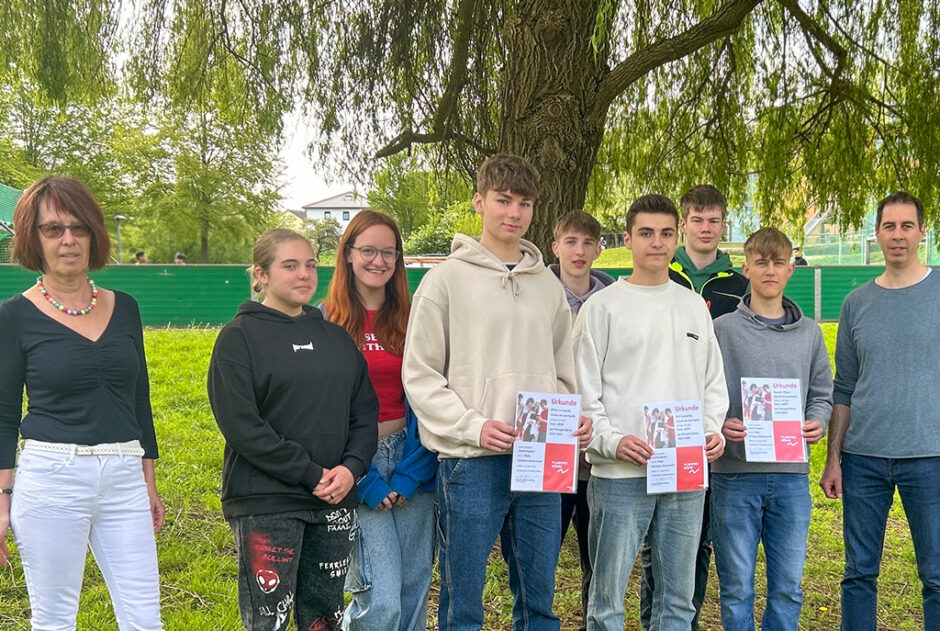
[36,223,91,238]
[347,245,400,263]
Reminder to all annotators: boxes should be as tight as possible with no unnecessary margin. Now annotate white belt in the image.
[22,439,145,457]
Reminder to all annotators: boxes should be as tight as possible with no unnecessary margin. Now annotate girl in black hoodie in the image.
[207,229,378,631]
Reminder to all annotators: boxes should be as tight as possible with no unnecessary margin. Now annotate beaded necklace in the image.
[36,276,98,316]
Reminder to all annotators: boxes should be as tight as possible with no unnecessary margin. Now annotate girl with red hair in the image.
[323,211,437,631]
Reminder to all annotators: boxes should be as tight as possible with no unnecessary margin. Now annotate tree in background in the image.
[404,201,482,255]
[5,1,940,256]
[305,216,343,260]
[1,0,284,263]
[368,153,473,239]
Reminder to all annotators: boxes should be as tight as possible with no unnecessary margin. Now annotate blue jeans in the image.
[710,472,811,631]
[586,476,704,631]
[640,487,712,631]
[437,455,561,631]
[841,453,940,631]
[343,430,436,631]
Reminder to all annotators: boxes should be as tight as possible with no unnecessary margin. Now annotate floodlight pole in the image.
[115,215,127,263]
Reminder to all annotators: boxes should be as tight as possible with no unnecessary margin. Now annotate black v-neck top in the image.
[0,291,158,468]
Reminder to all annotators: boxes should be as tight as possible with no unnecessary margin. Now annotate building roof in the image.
[301,190,369,211]
[0,182,21,225]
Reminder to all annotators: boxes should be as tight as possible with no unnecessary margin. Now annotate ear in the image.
[551,241,560,258]
[472,192,485,215]
[678,217,687,235]
[254,265,269,287]
[622,231,631,251]
[741,262,751,280]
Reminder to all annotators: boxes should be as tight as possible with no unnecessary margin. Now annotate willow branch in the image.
[375,0,477,159]
[592,0,763,121]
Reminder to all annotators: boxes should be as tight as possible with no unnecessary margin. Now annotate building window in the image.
[343,211,350,221]
[324,211,331,219]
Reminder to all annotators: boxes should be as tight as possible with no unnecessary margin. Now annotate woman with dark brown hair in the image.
[322,211,437,631]
[0,176,164,630]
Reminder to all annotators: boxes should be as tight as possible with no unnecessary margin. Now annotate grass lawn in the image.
[0,325,925,630]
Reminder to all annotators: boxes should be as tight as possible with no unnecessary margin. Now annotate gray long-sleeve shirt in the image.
[712,295,833,474]
[834,271,940,458]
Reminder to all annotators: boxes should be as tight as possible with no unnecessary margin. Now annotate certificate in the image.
[644,400,708,494]
[510,391,581,493]
[740,378,807,463]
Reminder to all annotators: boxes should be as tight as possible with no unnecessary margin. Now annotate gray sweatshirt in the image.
[712,295,833,474]
[834,271,940,458]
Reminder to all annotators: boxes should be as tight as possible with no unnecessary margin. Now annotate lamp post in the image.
[115,215,127,263]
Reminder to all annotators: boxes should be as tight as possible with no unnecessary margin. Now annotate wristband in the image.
[0,488,11,495]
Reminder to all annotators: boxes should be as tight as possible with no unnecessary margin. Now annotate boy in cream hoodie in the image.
[403,153,590,631]
[573,194,727,631]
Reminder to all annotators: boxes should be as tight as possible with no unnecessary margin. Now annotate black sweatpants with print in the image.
[228,508,355,631]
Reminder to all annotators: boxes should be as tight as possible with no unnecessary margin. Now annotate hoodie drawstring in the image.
[500,270,522,296]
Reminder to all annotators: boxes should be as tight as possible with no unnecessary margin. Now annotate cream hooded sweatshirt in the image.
[403,234,577,459]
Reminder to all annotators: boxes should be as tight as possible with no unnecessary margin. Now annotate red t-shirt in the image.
[362,310,406,421]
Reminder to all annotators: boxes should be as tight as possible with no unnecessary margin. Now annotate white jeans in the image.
[10,444,163,631]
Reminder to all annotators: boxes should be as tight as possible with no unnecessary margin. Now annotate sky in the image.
[277,115,355,212]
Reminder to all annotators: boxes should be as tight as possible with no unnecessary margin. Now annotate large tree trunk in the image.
[499,0,611,260]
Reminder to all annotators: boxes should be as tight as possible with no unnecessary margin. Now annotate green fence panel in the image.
[819,267,883,320]
[0,265,251,326]
[783,267,816,319]
[0,263,917,326]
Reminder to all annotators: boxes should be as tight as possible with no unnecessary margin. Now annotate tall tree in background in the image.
[368,153,473,237]
[1,0,284,263]
[5,1,940,255]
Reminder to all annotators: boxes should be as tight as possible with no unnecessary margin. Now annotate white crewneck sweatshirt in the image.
[574,278,728,479]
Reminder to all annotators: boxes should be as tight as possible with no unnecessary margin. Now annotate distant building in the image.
[293,191,370,232]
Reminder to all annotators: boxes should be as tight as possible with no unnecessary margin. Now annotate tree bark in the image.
[499,0,611,260]
[499,0,763,259]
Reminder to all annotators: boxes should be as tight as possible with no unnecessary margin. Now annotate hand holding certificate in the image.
[510,392,582,493]
[644,400,708,494]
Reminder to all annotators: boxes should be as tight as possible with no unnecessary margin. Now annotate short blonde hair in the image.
[744,228,793,261]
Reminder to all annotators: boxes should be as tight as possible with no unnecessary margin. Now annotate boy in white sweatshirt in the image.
[402,153,590,631]
[573,194,727,631]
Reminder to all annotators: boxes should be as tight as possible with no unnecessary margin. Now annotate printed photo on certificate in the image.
[740,378,807,463]
[510,392,581,493]
[644,400,708,494]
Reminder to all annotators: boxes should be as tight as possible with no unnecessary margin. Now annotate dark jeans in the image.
[560,478,592,631]
[841,453,940,631]
[640,487,711,631]
[228,508,355,631]
[437,456,561,631]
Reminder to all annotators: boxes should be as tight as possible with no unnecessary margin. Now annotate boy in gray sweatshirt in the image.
[710,227,833,631]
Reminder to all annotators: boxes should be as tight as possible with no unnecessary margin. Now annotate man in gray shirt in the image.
[820,191,940,631]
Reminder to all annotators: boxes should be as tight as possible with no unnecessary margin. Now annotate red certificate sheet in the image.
[510,391,581,493]
[740,378,807,463]
[645,400,708,494]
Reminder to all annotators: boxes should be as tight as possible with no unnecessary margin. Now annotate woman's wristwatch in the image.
[0,488,12,495]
